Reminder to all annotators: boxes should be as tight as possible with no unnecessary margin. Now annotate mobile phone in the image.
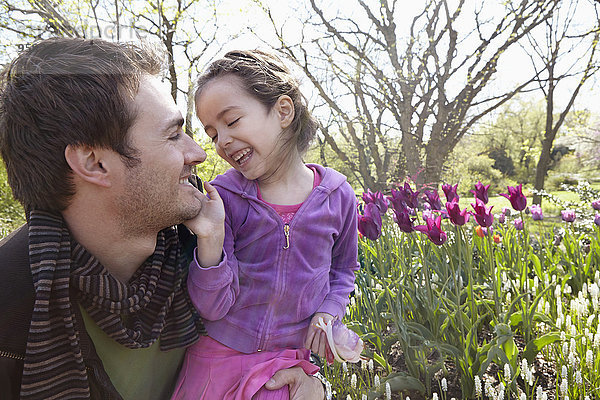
[188,174,203,193]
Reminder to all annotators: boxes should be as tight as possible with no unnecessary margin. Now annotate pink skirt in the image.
[171,336,319,400]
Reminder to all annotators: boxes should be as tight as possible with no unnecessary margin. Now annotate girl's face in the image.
[196,75,294,182]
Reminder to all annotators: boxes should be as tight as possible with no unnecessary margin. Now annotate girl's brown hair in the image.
[195,50,317,156]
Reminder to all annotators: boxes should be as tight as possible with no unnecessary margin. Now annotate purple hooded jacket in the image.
[187,164,359,354]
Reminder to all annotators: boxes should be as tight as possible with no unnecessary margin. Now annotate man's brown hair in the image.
[0,37,163,213]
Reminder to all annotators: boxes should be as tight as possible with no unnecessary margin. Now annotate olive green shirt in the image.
[80,307,186,400]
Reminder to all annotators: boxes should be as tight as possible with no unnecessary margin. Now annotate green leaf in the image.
[523,332,561,363]
[502,336,518,364]
[373,352,392,374]
[367,373,426,399]
[530,253,542,277]
[406,321,434,340]
[527,285,553,320]
[433,342,462,358]
[508,313,523,328]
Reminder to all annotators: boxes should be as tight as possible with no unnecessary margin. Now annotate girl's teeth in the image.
[237,150,252,165]
[234,148,250,161]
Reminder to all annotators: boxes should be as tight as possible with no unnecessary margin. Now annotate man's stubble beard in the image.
[116,164,201,236]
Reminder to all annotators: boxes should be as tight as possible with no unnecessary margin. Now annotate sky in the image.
[217,0,600,114]
[0,0,597,117]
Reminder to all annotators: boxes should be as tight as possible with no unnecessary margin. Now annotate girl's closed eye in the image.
[227,117,241,127]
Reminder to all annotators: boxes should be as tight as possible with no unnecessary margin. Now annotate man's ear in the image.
[275,95,295,129]
[64,145,113,188]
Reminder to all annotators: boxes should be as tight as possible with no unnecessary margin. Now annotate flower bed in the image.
[321,181,600,400]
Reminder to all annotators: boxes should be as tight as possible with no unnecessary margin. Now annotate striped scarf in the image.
[21,210,202,399]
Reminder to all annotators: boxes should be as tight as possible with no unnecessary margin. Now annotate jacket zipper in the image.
[283,223,290,249]
[0,350,24,361]
[253,186,320,349]
[0,349,93,372]
[259,222,290,351]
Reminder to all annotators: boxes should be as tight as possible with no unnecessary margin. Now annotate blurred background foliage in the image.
[1,0,599,237]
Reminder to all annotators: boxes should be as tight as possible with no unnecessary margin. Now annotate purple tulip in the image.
[388,189,405,213]
[422,209,435,221]
[595,214,600,226]
[316,317,364,364]
[561,210,576,223]
[414,215,447,245]
[500,184,527,211]
[362,189,388,214]
[514,217,524,231]
[502,207,512,217]
[392,207,416,233]
[423,190,442,211]
[441,183,459,203]
[592,199,600,211]
[358,203,382,240]
[530,204,543,221]
[391,182,420,210]
[470,181,490,204]
[471,198,494,227]
[445,200,470,226]
[403,183,421,210]
[497,213,506,224]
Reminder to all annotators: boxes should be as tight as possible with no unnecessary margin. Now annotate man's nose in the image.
[184,135,207,165]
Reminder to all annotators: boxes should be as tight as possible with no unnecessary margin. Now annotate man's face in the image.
[114,75,206,233]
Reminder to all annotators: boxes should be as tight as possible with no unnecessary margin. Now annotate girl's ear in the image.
[275,95,295,129]
[64,145,114,188]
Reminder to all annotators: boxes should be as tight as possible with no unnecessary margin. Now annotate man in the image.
[0,37,324,400]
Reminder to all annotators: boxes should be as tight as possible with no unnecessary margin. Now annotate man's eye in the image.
[210,134,218,143]
[169,133,181,141]
[227,117,241,127]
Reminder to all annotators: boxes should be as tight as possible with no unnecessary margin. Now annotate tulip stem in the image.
[486,233,500,319]
[448,227,464,342]
[413,232,435,335]
[460,226,477,328]
[519,210,531,344]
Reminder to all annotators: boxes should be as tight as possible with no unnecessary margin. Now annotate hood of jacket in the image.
[210,163,348,199]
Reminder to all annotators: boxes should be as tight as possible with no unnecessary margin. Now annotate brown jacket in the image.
[0,225,123,400]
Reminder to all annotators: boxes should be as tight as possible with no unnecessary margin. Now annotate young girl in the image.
[173,50,359,399]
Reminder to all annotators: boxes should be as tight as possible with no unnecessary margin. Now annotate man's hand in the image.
[265,367,325,400]
[304,312,334,359]
[183,181,225,267]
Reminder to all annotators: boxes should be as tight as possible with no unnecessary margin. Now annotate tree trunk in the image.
[533,72,555,205]
[533,137,554,205]
[424,137,449,188]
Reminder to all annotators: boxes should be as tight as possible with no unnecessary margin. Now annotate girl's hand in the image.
[183,181,225,266]
[184,181,225,235]
[304,312,334,359]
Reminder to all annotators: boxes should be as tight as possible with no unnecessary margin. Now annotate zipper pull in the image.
[283,223,290,249]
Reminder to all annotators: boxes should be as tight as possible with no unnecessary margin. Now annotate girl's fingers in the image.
[311,331,321,356]
[317,331,327,358]
[203,181,222,201]
[304,326,316,349]
[311,331,320,355]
